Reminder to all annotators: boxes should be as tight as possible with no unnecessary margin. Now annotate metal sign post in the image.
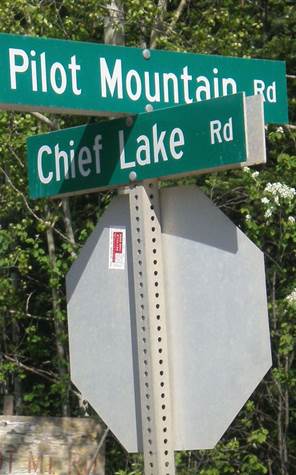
[129,181,175,475]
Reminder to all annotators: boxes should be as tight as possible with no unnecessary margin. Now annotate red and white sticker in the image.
[109,227,126,270]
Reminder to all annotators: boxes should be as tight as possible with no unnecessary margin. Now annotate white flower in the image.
[288,216,295,224]
[243,166,250,172]
[286,289,296,305]
[252,171,259,179]
[245,214,251,221]
[261,197,270,205]
[264,182,296,202]
[264,208,273,218]
[276,126,284,134]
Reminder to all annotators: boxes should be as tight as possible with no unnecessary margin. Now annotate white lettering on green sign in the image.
[37,135,102,184]
[9,48,82,95]
[34,116,238,186]
[210,118,233,144]
[119,124,185,170]
[7,47,278,108]
[99,59,238,104]
[253,80,276,103]
[27,93,267,199]
[0,33,288,124]
[36,123,187,184]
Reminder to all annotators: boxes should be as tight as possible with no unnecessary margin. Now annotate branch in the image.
[8,146,25,168]
[8,309,52,321]
[62,198,76,253]
[87,427,109,475]
[3,354,58,383]
[2,353,82,399]
[31,112,59,130]
[29,112,78,251]
[150,0,189,48]
[104,0,125,45]
[0,165,76,245]
[0,165,46,225]
[150,0,167,49]
[169,0,189,32]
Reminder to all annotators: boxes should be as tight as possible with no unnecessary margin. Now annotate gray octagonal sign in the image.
[66,186,272,452]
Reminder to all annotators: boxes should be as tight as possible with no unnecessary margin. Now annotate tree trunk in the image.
[62,199,75,247]
[104,0,125,45]
[46,215,70,417]
[11,271,22,415]
[150,0,167,48]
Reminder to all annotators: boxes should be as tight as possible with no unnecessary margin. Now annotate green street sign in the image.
[27,93,265,199]
[0,33,288,124]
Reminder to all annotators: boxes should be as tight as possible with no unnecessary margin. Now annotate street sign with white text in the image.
[27,93,265,199]
[0,33,288,123]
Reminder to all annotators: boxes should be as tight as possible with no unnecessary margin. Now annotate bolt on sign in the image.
[0,416,104,475]
[0,33,288,123]
[27,93,265,199]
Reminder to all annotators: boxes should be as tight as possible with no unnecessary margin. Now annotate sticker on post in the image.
[109,227,126,270]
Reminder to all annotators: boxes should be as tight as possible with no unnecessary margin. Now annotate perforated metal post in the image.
[129,181,175,475]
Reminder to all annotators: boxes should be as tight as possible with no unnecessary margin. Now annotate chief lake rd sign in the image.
[0,33,288,123]
[27,93,265,199]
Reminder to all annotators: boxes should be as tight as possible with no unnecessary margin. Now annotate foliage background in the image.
[0,1,295,474]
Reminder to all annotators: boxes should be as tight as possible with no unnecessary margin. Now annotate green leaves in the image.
[241,455,268,474]
[247,429,269,446]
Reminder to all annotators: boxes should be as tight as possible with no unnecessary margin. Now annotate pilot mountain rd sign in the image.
[0,33,288,123]
[27,93,265,199]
